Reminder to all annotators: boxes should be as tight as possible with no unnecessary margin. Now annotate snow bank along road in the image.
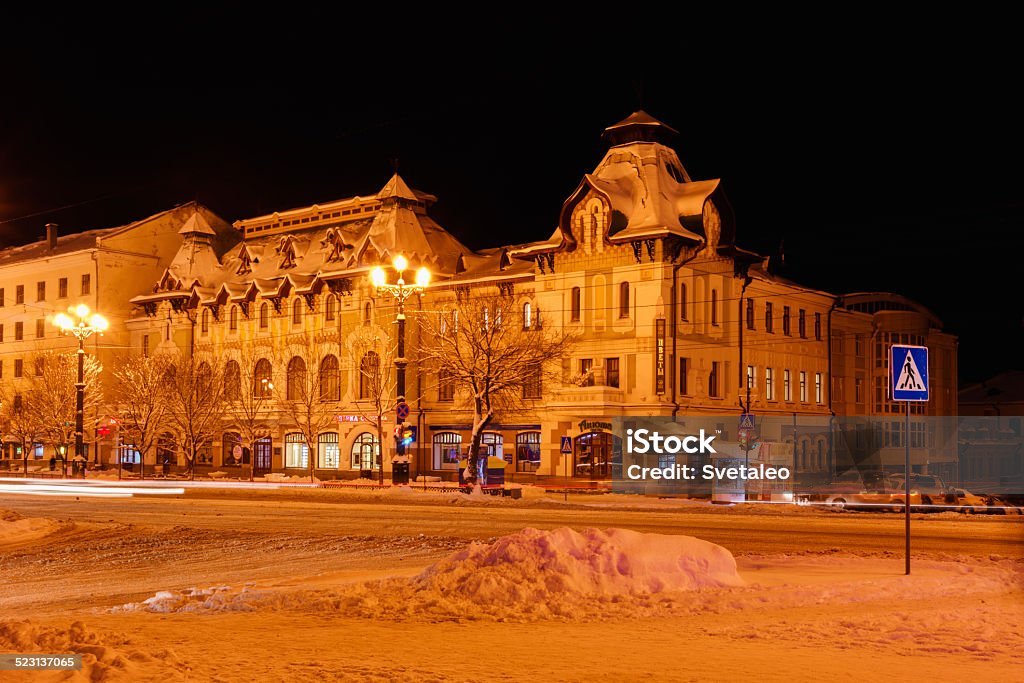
[0,489,1021,682]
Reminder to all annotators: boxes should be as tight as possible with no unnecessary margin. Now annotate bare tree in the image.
[417,293,574,484]
[0,386,44,475]
[163,353,224,480]
[222,345,277,481]
[346,327,399,484]
[280,337,340,483]
[109,354,171,480]
[28,350,104,475]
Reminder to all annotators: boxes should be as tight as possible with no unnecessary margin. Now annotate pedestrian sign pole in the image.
[560,436,573,502]
[890,344,929,576]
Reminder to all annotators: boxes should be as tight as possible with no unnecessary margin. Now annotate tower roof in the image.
[376,173,419,203]
[177,210,217,236]
[602,110,679,146]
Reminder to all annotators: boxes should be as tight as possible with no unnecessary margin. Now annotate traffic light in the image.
[393,424,417,455]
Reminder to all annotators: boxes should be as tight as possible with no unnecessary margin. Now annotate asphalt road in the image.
[2,487,1021,558]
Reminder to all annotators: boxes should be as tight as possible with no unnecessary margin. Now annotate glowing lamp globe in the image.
[415,267,431,287]
[370,267,387,287]
[392,254,408,273]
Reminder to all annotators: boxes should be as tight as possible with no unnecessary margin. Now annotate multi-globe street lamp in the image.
[370,255,430,483]
[53,304,108,476]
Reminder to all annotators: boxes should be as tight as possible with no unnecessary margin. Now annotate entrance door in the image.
[254,437,272,475]
[574,432,612,479]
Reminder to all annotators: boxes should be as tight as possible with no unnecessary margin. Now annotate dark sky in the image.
[1,12,1021,386]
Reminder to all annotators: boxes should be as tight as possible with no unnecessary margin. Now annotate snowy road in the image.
[0,486,1020,558]
[1,488,1021,681]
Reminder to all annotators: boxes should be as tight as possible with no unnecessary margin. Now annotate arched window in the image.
[253,358,273,398]
[359,351,379,399]
[679,283,688,321]
[570,287,581,322]
[522,302,532,329]
[287,356,307,401]
[196,362,212,395]
[433,432,462,470]
[284,432,308,468]
[201,308,210,335]
[325,294,337,322]
[619,281,630,318]
[224,360,241,400]
[363,301,372,326]
[259,302,269,329]
[229,305,239,331]
[319,354,340,401]
[318,432,339,469]
[292,298,303,325]
[350,432,379,469]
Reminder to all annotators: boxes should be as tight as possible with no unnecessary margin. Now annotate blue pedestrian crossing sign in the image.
[891,345,929,402]
[739,413,755,430]
[560,436,573,454]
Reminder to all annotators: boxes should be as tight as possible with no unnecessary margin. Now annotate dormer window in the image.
[277,236,298,269]
[237,246,253,275]
[322,228,345,263]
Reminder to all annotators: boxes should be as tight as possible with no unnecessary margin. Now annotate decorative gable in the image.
[571,193,609,256]
[321,228,346,263]
[236,244,254,275]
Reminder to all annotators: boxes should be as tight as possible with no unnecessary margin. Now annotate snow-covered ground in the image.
[0,495,1021,682]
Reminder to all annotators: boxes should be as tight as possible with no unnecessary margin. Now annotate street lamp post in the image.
[53,305,108,477]
[370,255,430,484]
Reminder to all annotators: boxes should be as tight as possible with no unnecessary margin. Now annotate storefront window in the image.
[284,433,308,468]
[433,432,462,470]
[481,432,503,459]
[574,432,613,478]
[318,432,339,469]
[222,432,243,466]
[516,432,541,472]
[350,432,379,469]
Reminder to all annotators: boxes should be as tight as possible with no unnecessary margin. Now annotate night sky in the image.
[1,12,1020,386]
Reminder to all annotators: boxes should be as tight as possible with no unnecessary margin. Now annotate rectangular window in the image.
[522,363,542,399]
[606,358,620,388]
[711,290,719,326]
[679,283,688,321]
[765,302,773,333]
[746,299,754,330]
[708,361,721,398]
[0,324,3,343]
[855,378,864,404]
[814,312,822,341]
[15,322,23,341]
[142,335,149,358]
[800,371,808,402]
[570,287,581,322]
[765,367,775,400]
[783,306,791,335]
[0,287,5,307]
[815,372,823,403]
[35,319,44,338]
[855,336,864,357]
[81,274,91,295]
[16,285,24,305]
[910,422,926,448]
[438,368,455,402]
[58,277,68,299]
[580,358,594,386]
[36,281,45,302]
[784,369,792,401]
[798,309,807,338]
[35,357,43,377]
[679,357,689,395]
[746,364,756,390]
[14,359,23,378]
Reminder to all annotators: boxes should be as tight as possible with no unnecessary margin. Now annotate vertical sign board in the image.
[889,344,929,577]
[655,319,666,394]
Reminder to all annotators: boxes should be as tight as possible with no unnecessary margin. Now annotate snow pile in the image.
[114,528,745,621]
[415,527,744,600]
[0,619,185,680]
[0,509,62,545]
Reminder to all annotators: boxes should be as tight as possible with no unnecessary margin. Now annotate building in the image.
[113,111,958,484]
[958,372,1024,487]
[0,202,231,462]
